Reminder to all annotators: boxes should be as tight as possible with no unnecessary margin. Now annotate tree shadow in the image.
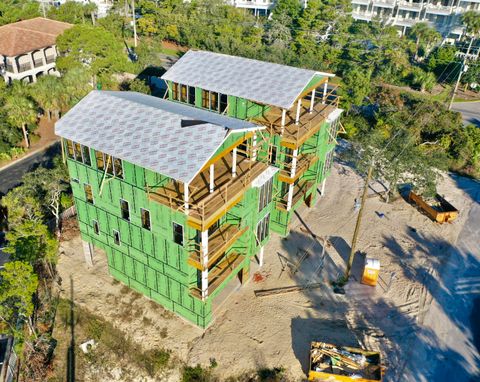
[282,215,480,380]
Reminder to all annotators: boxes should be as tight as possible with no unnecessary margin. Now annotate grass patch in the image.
[257,367,286,382]
[52,298,171,380]
[182,364,215,382]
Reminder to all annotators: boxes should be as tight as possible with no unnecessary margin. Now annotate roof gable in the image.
[161,50,334,110]
[55,91,261,184]
[0,17,72,56]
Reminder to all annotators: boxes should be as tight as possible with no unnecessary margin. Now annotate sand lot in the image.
[55,161,473,381]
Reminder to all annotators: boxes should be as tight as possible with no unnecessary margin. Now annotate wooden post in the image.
[281,109,286,135]
[295,99,301,124]
[345,162,373,280]
[184,182,189,213]
[232,147,237,177]
[209,164,214,193]
[321,178,326,196]
[252,133,257,161]
[309,89,316,113]
[258,246,264,267]
[201,230,209,300]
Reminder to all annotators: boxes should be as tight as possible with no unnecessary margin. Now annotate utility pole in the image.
[448,37,474,110]
[41,1,46,18]
[345,160,374,280]
[132,0,138,48]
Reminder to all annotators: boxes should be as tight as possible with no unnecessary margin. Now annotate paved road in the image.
[452,101,480,127]
[0,141,60,196]
[403,177,480,382]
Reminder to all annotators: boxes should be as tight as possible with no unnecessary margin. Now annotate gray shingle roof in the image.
[55,91,261,184]
[161,50,333,110]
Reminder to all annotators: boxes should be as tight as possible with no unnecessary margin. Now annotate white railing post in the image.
[310,89,316,114]
[201,230,209,300]
[232,147,237,178]
[281,109,286,135]
[184,182,189,213]
[322,80,329,104]
[209,163,214,193]
[259,246,264,267]
[286,149,298,211]
[252,133,257,161]
[295,99,301,124]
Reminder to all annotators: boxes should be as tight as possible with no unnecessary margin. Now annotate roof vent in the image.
[181,119,208,128]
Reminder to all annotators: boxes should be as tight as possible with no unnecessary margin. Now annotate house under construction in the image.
[55,50,343,327]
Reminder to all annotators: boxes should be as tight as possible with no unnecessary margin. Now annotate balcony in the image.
[254,88,338,150]
[397,0,424,10]
[278,153,319,184]
[372,0,396,8]
[33,59,44,68]
[425,3,454,14]
[190,251,246,299]
[351,0,371,4]
[187,223,248,270]
[147,153,268,231]
[353,11,374,20]
[18,63,32,73]
[45,55,56,64]
[276,178,315,211]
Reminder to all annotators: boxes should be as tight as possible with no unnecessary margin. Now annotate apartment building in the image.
[55,51,342,327]
[37,0,114,18]
[0,17,72,84]
[351,0,479,38]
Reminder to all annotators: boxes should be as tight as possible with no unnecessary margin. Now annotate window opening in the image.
[141,208,151,230]
[84,184,94,204]
[120,199,130,221]
[173,222,184,246]
[93,220,99,235]
[113,230,121,245]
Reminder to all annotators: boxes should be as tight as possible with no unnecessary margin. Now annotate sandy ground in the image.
[56,161,474,381]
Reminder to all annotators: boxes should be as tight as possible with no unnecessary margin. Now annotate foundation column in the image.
[201,230,209,301]
[258,246,265,267]
[82,240,94,267]
[286,149,299,211]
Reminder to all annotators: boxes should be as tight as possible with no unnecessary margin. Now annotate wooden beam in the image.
[254,283,323,297]
[200,132,254,171]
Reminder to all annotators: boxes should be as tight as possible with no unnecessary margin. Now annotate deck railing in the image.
[187,223,248,270]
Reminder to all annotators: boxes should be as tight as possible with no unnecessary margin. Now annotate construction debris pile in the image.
[310,342,382,381]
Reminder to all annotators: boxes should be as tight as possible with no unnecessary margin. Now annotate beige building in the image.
[0,17,72,84]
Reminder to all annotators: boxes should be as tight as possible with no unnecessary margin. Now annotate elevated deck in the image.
[187,223,249,270]
[254,90,339,149]
[190,251,246,300]
[147,154,268,231]
[278,153,319,184]
[276,178,315,211]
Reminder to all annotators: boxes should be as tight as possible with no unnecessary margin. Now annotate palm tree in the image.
[462,10,480,38]
[412,69,436,93]
[4,96,37,148]
[410,22,441,61]
[30,76,61,120]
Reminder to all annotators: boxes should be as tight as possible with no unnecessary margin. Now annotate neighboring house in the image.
[55,51,342,327]
[37,0,114,18]
[0,17,72,84]
[351,0,479,39]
